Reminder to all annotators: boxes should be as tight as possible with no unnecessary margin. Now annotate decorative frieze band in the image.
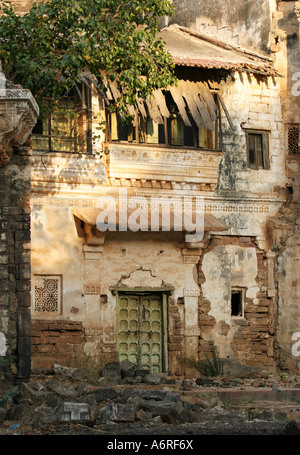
[31,196,270,214]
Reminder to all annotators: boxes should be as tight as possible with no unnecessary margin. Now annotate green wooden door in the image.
[117,293,164,373]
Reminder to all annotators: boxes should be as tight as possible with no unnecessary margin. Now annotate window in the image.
[33,275,62,314]
[107,91,221,151]
[32,83,92,154]
[245,130,270,169]
[231,289,244,318]
[287,124,300,155]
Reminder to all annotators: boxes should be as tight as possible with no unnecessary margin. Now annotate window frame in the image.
[230,288,245,319]
[32,83,93,155]
[106,92,222,152]
[245,129,270,170]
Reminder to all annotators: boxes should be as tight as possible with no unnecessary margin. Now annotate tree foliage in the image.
[0,0,176,113]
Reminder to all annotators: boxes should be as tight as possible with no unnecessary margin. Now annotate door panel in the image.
[117,293,164,373]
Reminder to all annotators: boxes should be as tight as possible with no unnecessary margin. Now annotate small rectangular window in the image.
[231,289,244,318]
[245,130,270,169]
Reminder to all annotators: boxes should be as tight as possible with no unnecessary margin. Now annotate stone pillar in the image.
[0,64,39,380]
[181,248,201,377]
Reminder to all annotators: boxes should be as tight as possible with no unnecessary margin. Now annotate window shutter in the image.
[146,118,159,144]
[171,115,184,145]
[262,132,270,169]
[110,112,118,141]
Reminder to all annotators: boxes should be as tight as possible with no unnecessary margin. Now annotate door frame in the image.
[110,286,174,373]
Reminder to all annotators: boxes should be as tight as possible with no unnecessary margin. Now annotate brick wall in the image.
[31,320,86,370]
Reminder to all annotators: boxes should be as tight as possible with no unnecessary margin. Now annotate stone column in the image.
[0,64,39,380]
[181,248,202,377]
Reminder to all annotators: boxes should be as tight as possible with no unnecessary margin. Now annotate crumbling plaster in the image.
[201,245,259,358]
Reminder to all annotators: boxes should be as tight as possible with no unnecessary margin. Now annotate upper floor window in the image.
[245,130,270,169]
[107,91,221,151]
[32,83,92,154]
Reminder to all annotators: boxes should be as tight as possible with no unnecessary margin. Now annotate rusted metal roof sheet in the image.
[159,25,280,77]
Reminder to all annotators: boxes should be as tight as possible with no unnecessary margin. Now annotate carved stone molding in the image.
[107,142,223,187]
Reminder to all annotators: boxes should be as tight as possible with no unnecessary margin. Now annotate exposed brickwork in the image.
[197,235,276,370]
[167,297,185,376]
[31,320,86,370]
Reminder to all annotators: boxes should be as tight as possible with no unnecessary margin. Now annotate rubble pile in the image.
[0,360,300,435]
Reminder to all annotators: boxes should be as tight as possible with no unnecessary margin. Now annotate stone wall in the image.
[31,320,86,370]
[0,143,32,379]
[0,65,38,380]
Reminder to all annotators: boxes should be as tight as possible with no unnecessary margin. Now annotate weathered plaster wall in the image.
[267,1,300,373]
[169,0,274,52]
[31,206,192,373]
[216,72,286,197]
[2,0,34,14]
[200,237,276,372]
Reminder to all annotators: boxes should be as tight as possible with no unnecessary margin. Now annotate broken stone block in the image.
[102,361,122,381]
[142,401,184,425]
[285,420,300,435]
[143,373,167,385]
[52,364,76,378]
[0,407,6,424]
[120,359,136,378]
[61,402,90,422]
[97,403,136,423]
[87,387,119,402]
[135,408,148,421]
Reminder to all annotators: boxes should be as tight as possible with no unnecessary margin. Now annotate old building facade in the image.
[2,0,300,378]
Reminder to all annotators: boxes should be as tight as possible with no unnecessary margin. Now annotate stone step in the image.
[180,387,300,406]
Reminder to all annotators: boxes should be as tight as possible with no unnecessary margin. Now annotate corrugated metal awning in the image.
[159,25,281,78]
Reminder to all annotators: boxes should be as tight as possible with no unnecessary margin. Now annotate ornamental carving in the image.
[0,65,39,166]
[107,143,223,186]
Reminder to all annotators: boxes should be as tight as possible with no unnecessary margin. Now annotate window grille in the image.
[33,275,62,314]
[288,125,300,155]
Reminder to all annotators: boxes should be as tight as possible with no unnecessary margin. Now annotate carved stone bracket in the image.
[0,65,39,165]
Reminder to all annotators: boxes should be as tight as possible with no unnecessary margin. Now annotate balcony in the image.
[106,142,223,192]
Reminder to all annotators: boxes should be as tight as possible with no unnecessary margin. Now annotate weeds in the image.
[183,340,224,377]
